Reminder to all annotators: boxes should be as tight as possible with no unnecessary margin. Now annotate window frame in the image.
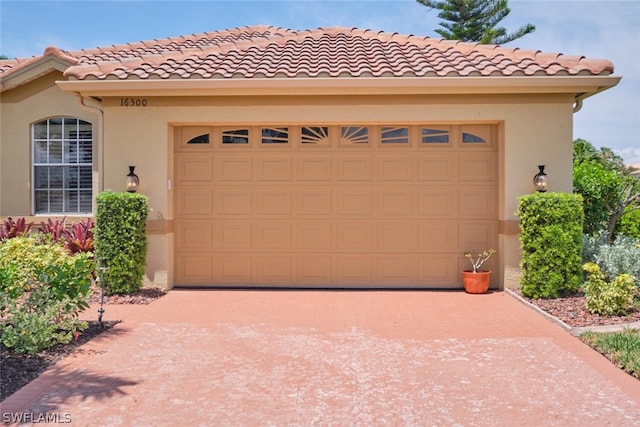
[32,117,93,215]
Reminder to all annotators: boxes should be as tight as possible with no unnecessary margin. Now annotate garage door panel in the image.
[335,256,373,283]
[254,256,293,285]
[337,222,375,250]
[176,255,213,284]
[296,256,332,283]
[253,221,292,250]
[378,222,417,251]
[459,188,497,218]
[175,221,213,250]
[296,155,333,181]
[337,155,374,181]
[215,189,252,215]
[418,189,458,217]
[418,256,458,285]
[214,255,252,284]
[337,189,373,215]
[378,155,413,181]
[215,157,252,182]
[296,222,333,250]
[377,189,414,216]
[418,155,458,182]
[459,153,497,182]
[295,189,332,215]
[255,156,292,182]
[255,190,292,215]
[418,222,459,252]
[459,221,498,251]
[214,220,252,250]
[377,256,417,285]
[176,188,213,216]
[176,153,214,183]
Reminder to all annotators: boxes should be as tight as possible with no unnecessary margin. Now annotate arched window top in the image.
[32,117,93,214]
[187,134,210,144]
[462,132,486,143]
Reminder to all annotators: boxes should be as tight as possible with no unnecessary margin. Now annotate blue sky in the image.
[1,0,638,164]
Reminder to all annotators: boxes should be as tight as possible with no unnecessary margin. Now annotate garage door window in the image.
[421,128,450,144]
[222,128,249,144]
[462,132,486,143]
[341,126,368,144]
[381,127,409,144]
[301,126,329,145]
[262,127,289,144]
[187,134,210,144]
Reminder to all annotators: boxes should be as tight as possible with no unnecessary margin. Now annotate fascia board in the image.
[56,75,621,99]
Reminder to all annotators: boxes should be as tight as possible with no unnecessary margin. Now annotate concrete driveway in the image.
[2,290,640,426]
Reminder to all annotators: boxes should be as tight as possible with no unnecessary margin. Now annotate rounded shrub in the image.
[583,262,638,316]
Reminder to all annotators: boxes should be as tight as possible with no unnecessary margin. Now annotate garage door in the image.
[174,124,498,287]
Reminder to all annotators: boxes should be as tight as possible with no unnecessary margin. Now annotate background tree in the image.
[417,0,535,44]
[0,55,9,60]
[573,138,640,243]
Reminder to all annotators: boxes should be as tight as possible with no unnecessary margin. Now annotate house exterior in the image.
[0,26,620,290]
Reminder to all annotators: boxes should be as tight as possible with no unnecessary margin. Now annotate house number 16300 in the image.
[120,98,148,107]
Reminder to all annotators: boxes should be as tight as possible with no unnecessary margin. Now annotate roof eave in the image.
[56,75,621,99]
[0,56,75,92]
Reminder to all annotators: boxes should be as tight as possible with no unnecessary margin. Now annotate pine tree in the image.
[417,0,535,44]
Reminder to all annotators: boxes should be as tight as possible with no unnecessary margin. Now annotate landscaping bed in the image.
[512,289,640,328]
[0,287,165,401]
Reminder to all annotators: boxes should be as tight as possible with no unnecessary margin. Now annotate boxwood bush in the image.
[94,191,148,294]
[517,192,584,299]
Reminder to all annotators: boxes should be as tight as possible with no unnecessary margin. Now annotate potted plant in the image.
[462,249,496,294]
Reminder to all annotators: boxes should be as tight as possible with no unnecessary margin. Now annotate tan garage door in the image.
[174,124,498,287]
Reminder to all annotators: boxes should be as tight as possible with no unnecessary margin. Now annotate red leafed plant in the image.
[62,218,95,254]
[0,217,33,241]
[39,216,67,242]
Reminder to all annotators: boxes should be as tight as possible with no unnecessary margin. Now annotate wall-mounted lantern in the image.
[126,166,139,193]
[533,165,548,193]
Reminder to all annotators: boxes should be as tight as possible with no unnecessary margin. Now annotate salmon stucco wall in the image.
[0,73,99,216]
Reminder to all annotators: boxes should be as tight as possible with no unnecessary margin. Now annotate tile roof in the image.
[0,25,615,82]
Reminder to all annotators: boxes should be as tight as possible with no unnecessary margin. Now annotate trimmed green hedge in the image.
[95,191,148,294]
[517,192,584,298]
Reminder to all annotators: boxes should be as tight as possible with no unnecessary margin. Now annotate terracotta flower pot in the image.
[462,271,491,294]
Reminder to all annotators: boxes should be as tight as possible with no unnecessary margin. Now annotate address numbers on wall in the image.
[120,98,148,107]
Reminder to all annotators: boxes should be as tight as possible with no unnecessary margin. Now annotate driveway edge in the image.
[503,288,640,336]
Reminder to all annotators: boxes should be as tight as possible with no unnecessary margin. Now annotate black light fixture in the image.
[533,165,548,192]
[126,166,139,193]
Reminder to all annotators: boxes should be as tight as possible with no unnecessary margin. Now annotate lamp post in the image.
[126,166,139,193]
[533,165,548,192]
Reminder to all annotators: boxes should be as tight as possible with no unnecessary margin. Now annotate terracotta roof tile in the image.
[1,25,615,82]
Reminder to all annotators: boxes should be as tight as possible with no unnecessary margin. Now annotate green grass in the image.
[580,329,640,379]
